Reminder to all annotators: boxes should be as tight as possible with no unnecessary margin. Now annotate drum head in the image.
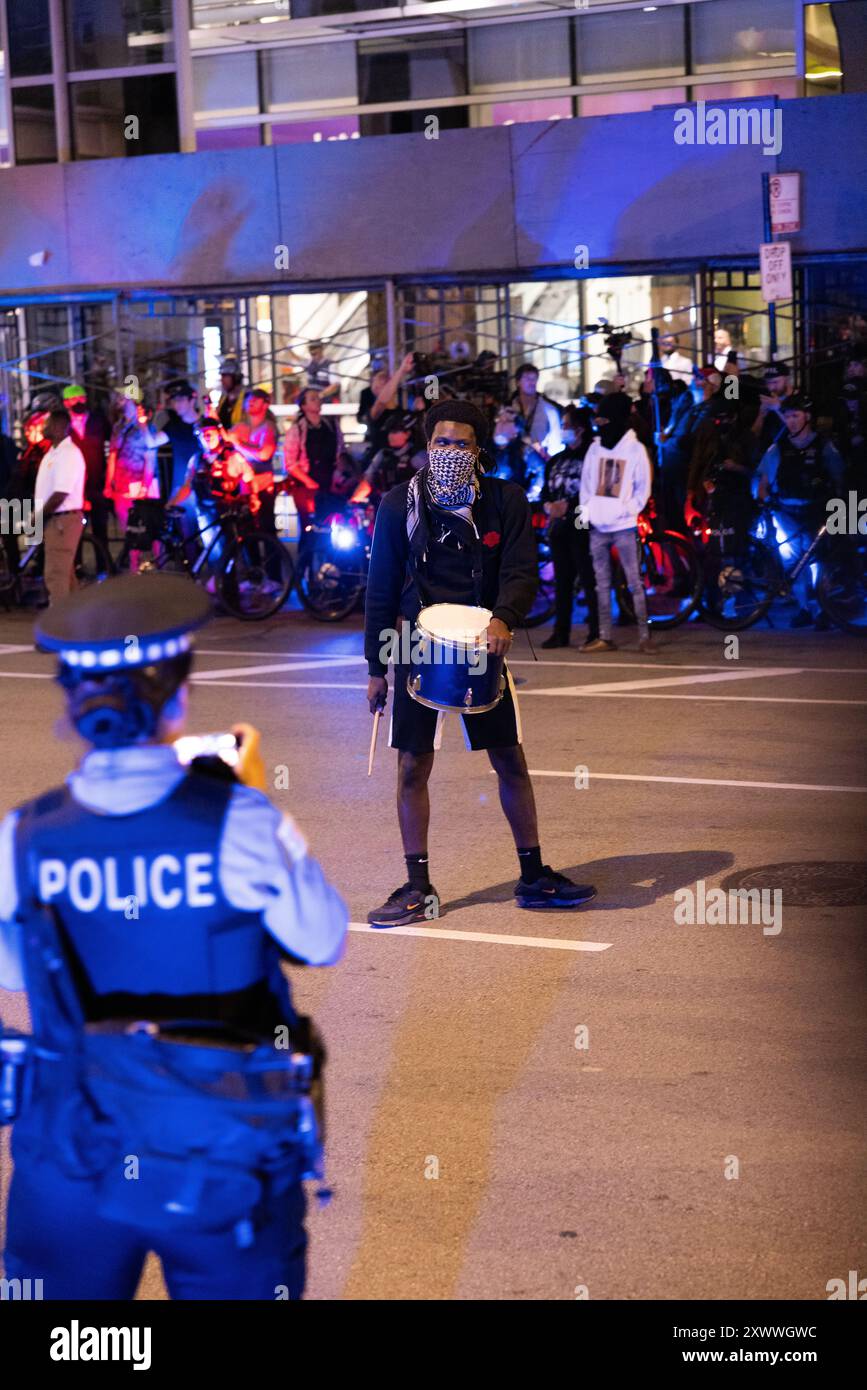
[417,603,492,643]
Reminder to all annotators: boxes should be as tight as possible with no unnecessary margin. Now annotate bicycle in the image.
[525,503,703,632]
[698,496,867,633]
[295,503,373,622]
[615,511,704,630]
[0,514,110,606]
[132,497,293,622]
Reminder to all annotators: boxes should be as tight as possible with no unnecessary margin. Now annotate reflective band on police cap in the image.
[35,574,212,669]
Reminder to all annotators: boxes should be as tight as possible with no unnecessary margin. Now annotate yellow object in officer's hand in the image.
[233,723,268,792]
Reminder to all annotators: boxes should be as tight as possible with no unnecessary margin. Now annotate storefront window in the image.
[691,0,795,75]
[0,60,9,166]
[271,115,360,143]
[806,1,867,96]
[196,125,262,151]
[66,0,173,71]
[11,86,56,164]
[472,96,572,128]
[698,78,799,101]
[576,6,685,84]
[579,88,686,118]
[70,75,179,158]
[358,32,466,106]
[264,42,358,112]
[6,0,52,78]
[468,19,571,95]
[194,52,260,122]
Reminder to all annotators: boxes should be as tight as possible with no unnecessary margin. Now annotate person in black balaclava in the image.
[579,392,654,653]
[362,398,598,927]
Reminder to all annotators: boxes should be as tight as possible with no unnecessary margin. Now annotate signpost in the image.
[769,173,801,234]
[759,241,793,302]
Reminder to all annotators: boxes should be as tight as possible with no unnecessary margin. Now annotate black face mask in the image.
[69,402,87,414]
[596,419,628,450]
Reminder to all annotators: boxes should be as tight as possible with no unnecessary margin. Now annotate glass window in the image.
[805,3,843,94]
[359,106,468,139]
[264,43,358,111]
[7,0,52,78]
[0,60,9,165]
[358,33,466,106]
[270,114,360,144]
[691,0,795,74]
[698,78,799,101]
[193,0,288,25]
[70,75,179,159]
[193,52,260,121]
[66,0,173,71]
[579,87,686,118]
[468,19,571,94]
[196,125,262,151]
[576,6,684,84]
[472,95,572,128]
[11,86,56,164]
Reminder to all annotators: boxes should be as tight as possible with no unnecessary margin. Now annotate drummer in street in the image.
[364,399,597,927]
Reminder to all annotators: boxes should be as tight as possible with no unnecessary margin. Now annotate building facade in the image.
[0,0,865,424]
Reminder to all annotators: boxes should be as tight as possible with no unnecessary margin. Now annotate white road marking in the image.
[0,645,32,656]
[348,922,611,951]
[531,665,799,696]
[189,647,867,677]
[523,690,867,706]
[527,769,867,794]
[193,656,363,680]
[0,668,862,706]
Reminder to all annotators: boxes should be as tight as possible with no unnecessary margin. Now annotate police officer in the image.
[756,393,845,627]
[0,574,347,1299]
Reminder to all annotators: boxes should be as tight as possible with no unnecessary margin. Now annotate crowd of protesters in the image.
[1,321,865,634]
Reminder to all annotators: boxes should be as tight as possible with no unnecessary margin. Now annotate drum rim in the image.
[405,676,504,715]
[416,603,492,647]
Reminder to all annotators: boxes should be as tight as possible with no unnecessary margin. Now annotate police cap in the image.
[35,574,212,672]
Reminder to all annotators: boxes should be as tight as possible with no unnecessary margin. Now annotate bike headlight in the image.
[331,523,356,550]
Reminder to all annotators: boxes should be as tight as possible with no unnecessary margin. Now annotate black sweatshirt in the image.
[364,474,538,676]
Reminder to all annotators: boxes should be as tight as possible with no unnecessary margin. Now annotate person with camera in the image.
[0,574,347,1299]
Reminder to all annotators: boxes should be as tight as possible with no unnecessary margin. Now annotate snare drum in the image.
[406,603,505,714]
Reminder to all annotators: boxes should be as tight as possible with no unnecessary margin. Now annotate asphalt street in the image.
[1,603,865,1301]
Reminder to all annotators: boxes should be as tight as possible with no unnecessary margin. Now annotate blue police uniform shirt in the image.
[0,744,347,993]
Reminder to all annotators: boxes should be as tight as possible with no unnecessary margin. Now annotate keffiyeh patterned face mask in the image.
[427,445,478,508]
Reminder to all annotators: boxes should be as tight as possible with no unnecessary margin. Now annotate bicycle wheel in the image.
[219,533,292,620]
[700,534,782,631]
[74,532,111,587]
[618,530,702,630]
[296,546,363,621]
[817,535,867,634]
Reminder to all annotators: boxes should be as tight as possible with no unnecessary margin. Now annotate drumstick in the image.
[367,708,382,777]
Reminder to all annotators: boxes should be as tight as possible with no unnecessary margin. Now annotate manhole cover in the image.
[720,862,867,908]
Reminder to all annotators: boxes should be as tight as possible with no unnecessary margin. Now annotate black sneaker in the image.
[515,868,597,910]
[367,882,440,928]
[541,632,570,649]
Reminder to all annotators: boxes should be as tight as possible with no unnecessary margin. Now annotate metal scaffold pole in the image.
[385,279,397,373]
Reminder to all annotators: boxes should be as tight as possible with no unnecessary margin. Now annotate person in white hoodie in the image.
[579,393,653,653]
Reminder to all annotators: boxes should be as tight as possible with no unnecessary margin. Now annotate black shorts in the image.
[389,662,522,754]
